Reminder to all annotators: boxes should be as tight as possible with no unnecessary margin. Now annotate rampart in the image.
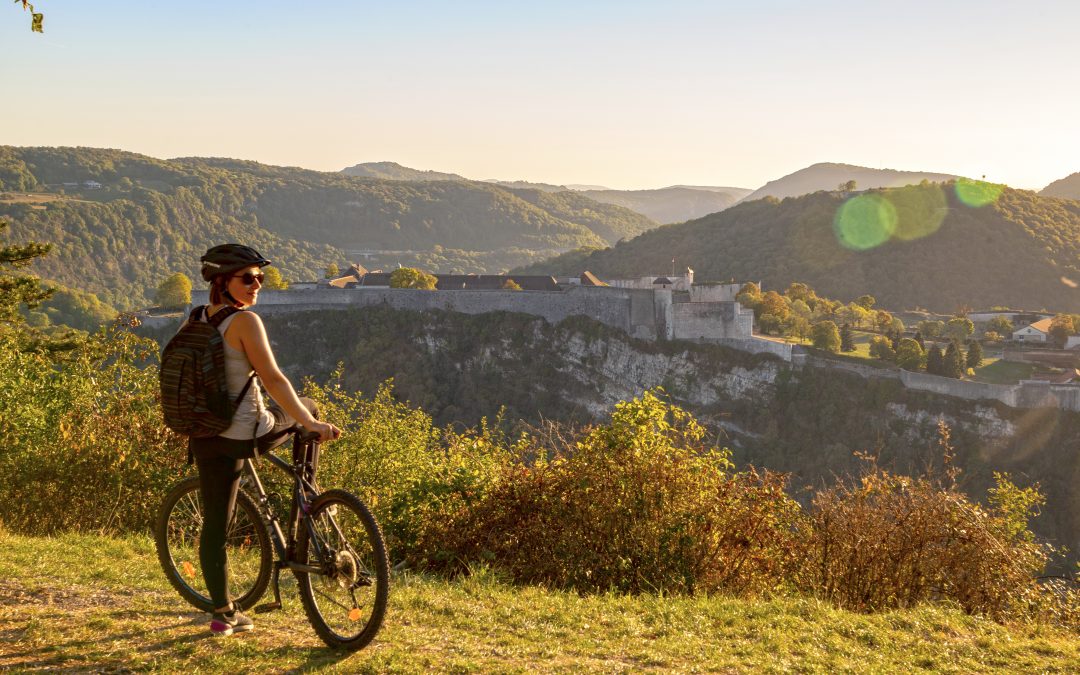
[188,287,1080,413]
[192,285,673,340]
[805,354,1080,412]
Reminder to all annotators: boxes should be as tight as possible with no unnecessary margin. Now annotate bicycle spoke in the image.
[296,490,388,649]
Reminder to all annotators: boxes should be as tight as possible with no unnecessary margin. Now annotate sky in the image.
[4,0,1080,191]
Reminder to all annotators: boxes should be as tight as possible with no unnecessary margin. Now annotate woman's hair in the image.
[209,275,229,305]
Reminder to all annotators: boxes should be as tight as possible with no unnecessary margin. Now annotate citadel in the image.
[187,266,1080,413]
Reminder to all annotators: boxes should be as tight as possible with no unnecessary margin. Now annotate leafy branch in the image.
[13,0,43,33]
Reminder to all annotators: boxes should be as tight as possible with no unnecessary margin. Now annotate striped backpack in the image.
[159,305,254,438]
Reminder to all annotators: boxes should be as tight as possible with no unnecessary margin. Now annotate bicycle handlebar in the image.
[298,429,322,443]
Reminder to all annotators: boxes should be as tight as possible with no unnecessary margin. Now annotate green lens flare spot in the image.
[834,194,898,251]
[955,178,1003,207]
[890,183,947,242]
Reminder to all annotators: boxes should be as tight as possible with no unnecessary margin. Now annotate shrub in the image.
[303,374,509,564]
[0,319,187,534]
[793,425,1062,621]
[412,390,801,595]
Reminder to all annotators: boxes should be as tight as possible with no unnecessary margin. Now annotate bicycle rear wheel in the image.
[155,476,273,613]
[295,489,389,650]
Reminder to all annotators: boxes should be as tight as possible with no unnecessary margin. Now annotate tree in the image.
[735,282,761,310]
[926,344,944,375]
[838,180,857,192]
[946,317,974,342]
[758,290,789,322]
[502,278,522,291]
[918,320,945,339]
[987,315,1013,336]
[913,331,925,350]
[262,266,289,290]
[1,221,53,325]
[390,267,437,290]
[839,323,855,352]
[1048,314,1076,347]
[854,294,876,310]
[966,340,984,369]
[811,320,841,353]
[784,314,811,340]
[943,341,965,379]
[155,272,192,309]
[874,309,893,334]
[895,338,925,371]
[785,282,816,304]
[868,335,896,361]
[324,262,340,279]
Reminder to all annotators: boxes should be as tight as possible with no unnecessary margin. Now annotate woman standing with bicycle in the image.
[190,244,340,637]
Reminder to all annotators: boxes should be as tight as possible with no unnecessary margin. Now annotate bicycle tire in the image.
[154,476,273,613]
[295,489,390,650]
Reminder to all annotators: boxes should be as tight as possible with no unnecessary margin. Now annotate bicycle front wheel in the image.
[295,489,390,650]
[154,476,273,613]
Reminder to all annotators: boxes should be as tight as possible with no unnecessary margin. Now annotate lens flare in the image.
[955,178,1004,208]
[1061,276,1078,289]
[833,194,898,250]
[888,183,947,241]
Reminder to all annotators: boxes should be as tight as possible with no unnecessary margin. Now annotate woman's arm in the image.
[229,312,340,441]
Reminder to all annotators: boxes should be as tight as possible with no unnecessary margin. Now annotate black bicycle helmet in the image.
[199,244,272,282]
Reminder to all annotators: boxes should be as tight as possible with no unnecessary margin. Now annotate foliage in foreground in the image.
[0,326,1076,629]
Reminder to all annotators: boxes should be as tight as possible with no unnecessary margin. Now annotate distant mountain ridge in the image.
[1040,172,1080,200]
[517,182,1080,313]
[741,163,959,203]
[341,161,466,182]
[579,186,753,224]
[0,147,658,307]
[339,161,754,224]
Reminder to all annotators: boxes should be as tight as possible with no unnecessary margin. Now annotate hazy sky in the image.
[4,1,1079,190]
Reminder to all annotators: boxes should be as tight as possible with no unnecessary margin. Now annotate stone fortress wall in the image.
[188,284,1079,413]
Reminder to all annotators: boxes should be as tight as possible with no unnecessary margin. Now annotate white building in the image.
[1012,318,1052,342]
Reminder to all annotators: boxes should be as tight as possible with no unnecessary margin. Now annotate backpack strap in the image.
[205,305,261,440]
[206,305,242,328]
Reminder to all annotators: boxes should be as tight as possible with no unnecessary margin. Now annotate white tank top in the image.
[213,311,274,439]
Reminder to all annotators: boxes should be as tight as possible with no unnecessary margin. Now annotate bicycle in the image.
[154,429,390,650]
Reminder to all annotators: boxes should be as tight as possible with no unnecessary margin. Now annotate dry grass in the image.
[2,533,1079,673]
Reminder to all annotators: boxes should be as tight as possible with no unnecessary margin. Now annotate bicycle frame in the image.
[241,433,329,606]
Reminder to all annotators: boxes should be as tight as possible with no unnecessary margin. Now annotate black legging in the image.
[194,397,319,610]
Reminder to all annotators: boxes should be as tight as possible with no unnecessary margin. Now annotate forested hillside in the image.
[0,147,657,308]
[518,182,1080,313]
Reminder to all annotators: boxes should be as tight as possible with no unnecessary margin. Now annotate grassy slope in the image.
[1,532,1077,673]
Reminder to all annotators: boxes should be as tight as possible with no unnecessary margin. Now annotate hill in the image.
[579,186,752,224]
[517,182,1080,313]
[0,147,657,307]
[1041,171,1080,200]
[340,161,465,181]
[339,161,755,224]
[741,162,958,202]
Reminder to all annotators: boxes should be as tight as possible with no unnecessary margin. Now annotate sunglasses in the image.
[233,271,265,286]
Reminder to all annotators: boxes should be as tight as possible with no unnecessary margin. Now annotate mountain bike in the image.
[154,429,389,651]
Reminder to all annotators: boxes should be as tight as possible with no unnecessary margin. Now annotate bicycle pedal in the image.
[254,601,282,613]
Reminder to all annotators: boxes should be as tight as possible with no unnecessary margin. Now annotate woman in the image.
[192,243,341,637]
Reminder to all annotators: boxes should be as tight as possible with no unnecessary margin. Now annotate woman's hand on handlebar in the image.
[305,420,341,443]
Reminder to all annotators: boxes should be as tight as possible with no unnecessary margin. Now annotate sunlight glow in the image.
[833,194,898,251]
[889,183,948,242]
[955,178,1004,208]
